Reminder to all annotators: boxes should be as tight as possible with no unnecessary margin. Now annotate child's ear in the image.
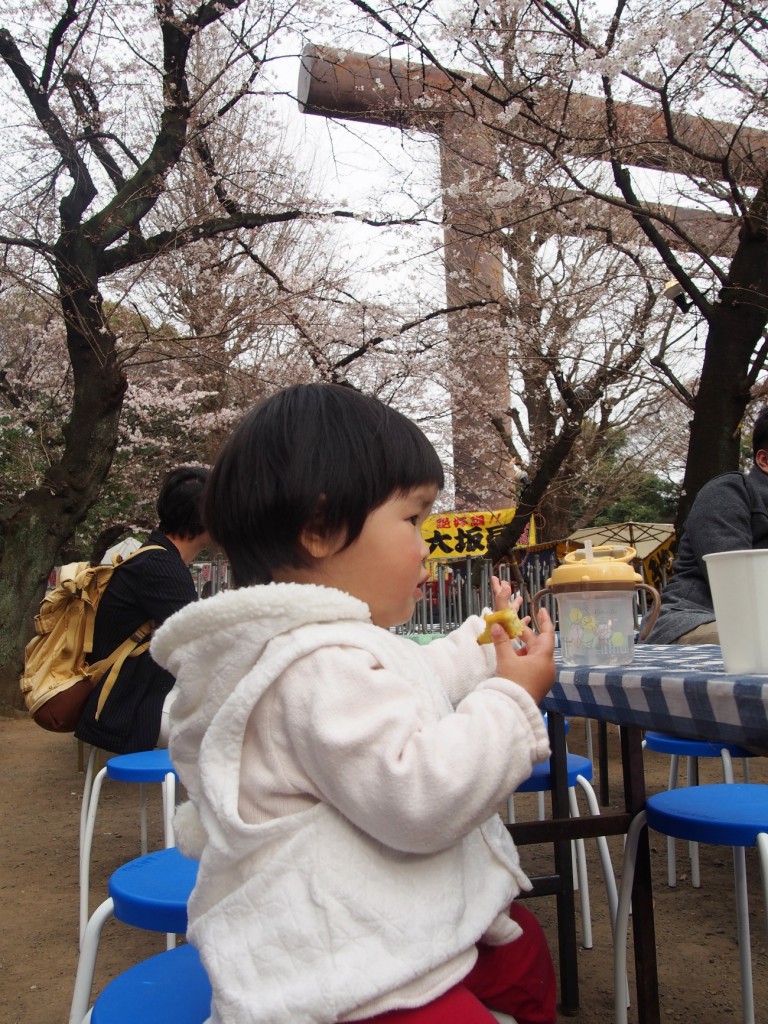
[299,526,336,559]
[300,496,337,559]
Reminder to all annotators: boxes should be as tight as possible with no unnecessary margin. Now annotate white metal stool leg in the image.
[576,775,618,925]
[757,832,768,933]
[70,897,115,1024]
[663,746,736,888]
[687,756,701,887]
[80,766,107,947]
[577,773,626,1008]
[79,747,99,862]
[666,753,680,887]
[507,785,592,947]
[583,718,593,763]
[163,771,176,849]
[733,844,754,1024]
[139,783,148,856]
[567,785,592,948]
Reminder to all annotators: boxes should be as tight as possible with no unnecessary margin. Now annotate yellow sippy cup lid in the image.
[547,544,643,588]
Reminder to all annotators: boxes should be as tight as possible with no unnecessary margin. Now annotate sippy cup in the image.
[531,544,660,667]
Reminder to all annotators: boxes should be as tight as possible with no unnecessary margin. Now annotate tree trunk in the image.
[675,217,768,533]
[0,243,126,712]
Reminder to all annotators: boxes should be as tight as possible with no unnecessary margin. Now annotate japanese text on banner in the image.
[422,509,535,560]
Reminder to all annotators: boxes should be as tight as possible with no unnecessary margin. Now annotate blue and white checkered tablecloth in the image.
[543,644,768,754]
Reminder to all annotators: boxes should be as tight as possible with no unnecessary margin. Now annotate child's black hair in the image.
[204,383,444,587]
[157,466,210,540]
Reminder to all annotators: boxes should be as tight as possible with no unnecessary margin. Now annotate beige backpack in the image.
[19,546,162,732]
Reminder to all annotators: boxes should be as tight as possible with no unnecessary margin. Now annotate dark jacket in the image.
[75,531,198,753]
[643,466,768,644]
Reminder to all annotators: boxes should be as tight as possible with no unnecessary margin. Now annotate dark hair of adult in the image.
[157,466,210,539]
[204,383,445,587]
[752,406,768,461]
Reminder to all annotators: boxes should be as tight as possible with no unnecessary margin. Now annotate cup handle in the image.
[529,588,552,632]
[637,583,661,641]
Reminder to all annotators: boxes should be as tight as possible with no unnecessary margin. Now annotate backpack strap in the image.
[92,620,155,720]
[80,544,167,662]
[88,544,169,720]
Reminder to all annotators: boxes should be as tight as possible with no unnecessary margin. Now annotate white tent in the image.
[567,521,674,562]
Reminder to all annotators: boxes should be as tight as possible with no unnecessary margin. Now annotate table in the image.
[507,644,768,1021]
[546,644,768,755]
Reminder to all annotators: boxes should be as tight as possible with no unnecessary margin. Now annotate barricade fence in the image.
[396,545,656,637]
[191,543,658,637]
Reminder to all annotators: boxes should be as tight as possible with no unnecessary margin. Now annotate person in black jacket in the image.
[642,408,768,644]
[75,467,210,754]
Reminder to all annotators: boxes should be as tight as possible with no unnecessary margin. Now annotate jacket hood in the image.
[152,581,372,675]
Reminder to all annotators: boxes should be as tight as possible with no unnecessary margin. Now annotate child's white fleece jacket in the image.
[151,582,551,1024]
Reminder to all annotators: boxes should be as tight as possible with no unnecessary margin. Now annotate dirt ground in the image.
[1,713,766,1024]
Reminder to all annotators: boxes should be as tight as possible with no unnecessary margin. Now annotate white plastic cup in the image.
[704,549,768,673]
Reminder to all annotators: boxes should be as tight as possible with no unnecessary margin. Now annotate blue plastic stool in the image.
[510,752,618,950]
[84,941,520,1024]
[70,847,198,1024]
[89,943,210,1024]
[614,784,768,1024]
[80,749,178,946]
[643,731,755,887]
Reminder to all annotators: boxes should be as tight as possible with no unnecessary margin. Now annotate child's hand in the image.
[490,575,514,612]
[490,606,556,704]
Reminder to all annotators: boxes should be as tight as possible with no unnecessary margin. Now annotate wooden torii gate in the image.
[297,44,755,508]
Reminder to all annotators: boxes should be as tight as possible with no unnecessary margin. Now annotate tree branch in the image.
[98,209,305,274]
[63,71,127,190]
[0,27,97,225]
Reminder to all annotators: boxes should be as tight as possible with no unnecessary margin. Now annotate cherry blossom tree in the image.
[332,0,768,543]
[0,0,439,706]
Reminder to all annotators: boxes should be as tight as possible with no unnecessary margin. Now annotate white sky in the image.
[265,48,447,305]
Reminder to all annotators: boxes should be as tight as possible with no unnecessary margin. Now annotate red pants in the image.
[357,904,556,1024]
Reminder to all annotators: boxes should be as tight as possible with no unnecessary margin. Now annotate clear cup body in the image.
[557,589,636,667]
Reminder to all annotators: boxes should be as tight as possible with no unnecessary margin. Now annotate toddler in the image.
[152,383,557,1024]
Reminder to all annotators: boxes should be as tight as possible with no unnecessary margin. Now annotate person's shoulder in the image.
[127,533,179,565]
[696,470,748,503]
[703,469,745,488]
[117,534,188,585]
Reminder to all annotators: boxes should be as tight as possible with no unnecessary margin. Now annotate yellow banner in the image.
[423,509,535,560]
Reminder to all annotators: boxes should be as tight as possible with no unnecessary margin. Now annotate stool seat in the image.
[71,849,199,1024]
[80,749,178,946]
[647,784,768,847]
[644,732,754,759]
[516,752,592,792]
[110,847,198,934]
[91,944,211,1024]
[510,751,615,953]
[614,783,768,1024]
[642,729,754,889]
[106,749,177,783]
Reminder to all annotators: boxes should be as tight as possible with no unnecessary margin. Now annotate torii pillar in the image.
[298,46,513,509]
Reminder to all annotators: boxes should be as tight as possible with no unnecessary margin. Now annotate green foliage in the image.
[592,472,678,526]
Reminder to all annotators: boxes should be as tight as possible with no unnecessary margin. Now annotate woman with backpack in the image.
[74,466,210,754]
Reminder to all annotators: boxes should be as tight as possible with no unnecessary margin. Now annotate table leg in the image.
[548,712,579,1015]
[620,725,660,1024]
[598,721,610,806]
